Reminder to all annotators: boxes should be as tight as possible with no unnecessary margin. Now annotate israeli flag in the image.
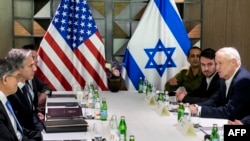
[122,0,191,91]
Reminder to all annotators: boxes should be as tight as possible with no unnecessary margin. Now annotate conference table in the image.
[42,91,227,141]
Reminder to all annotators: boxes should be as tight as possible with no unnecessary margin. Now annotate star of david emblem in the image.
[144,39,176,76]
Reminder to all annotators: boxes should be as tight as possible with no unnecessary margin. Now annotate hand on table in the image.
[190,104,198,115]
[175,89,187,101]
[37,93,46,114]
[228,119,243,125]
[37,112,45,121]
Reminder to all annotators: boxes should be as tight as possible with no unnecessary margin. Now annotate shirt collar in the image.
[0,91,8,105]
[225,66,240,87]
[17,81,25,89]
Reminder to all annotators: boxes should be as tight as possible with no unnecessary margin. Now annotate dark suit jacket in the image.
[31,74,52,98]
[241,115,250,125]
[8,75,51,131]
[0,101,42,141]
[198,67,250,120]
[0,101,19,141]
[182,72,220,104]
[7,87,36,130]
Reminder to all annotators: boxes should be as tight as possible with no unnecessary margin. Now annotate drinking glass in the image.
[84,108,94,119]
[93,122,103,141]
[169,96,178,112]
[76,91,83,105]
[72,84,82,95]
[191,113,200,128]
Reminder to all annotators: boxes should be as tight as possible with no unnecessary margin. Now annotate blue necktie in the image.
[6,100,23,134]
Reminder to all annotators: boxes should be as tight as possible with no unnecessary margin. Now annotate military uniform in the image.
[165,66,203,95]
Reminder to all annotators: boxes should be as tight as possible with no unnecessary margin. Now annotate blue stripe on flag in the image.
[154,0,191,56]
[123,49,144,90]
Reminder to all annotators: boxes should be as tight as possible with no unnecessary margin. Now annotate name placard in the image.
[144,95,157,106]
[224,125,250,141]
[176,117,196,136]
[154,102,170,116]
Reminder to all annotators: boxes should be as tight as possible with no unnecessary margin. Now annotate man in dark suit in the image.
[190,47,250,120]
[0,59,41,141]
[175,48,220,104]
[22,44,52,119]
[6,49,44,134]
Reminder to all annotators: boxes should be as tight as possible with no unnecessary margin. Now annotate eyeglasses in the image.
[7,74,21,80]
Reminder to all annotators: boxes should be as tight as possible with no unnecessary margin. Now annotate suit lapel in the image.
[0,102,19,140]
[17,88,33,111]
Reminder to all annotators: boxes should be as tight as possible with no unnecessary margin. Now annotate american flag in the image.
[37,0,108,91]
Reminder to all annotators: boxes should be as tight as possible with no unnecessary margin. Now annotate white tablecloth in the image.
[42,91,227,141]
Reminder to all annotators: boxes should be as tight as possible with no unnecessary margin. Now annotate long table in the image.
[42,91,227,141]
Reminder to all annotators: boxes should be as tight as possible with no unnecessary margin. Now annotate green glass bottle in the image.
[93,89,99,106]
[89,82,95,92]
[177,102,185,121]
[100,98,108,121]
[119,116,127,140]
[146,83,151,95]
[210,124,220,141]
[157,91,165,102]
[138,77,143,93]
[129,135,135,141]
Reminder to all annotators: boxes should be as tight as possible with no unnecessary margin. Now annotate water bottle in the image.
[119,116,127,140]
[143,77,148,94]
[100,98,108,121]
[94,98,101,119]
[184,103,191,121]
[93,90,99,106]
[110,115,119,141]
[87,90,93,108]
[138,77,143,93]
[177,102,185,121]
[157,91,165,102]
[146,82,151,95]
[164,91,170,106]
[151,83,156,95]
[129,135,135,141]
[210,124,220,141]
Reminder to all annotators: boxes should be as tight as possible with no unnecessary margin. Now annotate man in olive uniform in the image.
[164,46,203,96]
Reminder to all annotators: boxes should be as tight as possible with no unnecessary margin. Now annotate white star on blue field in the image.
[144,39,176,76]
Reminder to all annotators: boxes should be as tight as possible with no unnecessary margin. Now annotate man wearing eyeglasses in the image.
[0,58,41,141]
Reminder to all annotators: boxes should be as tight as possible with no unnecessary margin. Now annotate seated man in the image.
[22,44,52,120]
[6,49,44,133]
[190,47,250,120]
[0,59,41,141]
[175,48,220,104]
[165,46,203,96]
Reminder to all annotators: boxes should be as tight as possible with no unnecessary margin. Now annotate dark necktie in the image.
[6,100,23,134]
[22,84,33,110]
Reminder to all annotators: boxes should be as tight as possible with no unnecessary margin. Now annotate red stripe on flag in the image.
[96,31,104,44]
[85,33,106,71]
[39,35,72,90]
[75,47,107,90]
[44,33,86,89]
[36,66,56,91]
